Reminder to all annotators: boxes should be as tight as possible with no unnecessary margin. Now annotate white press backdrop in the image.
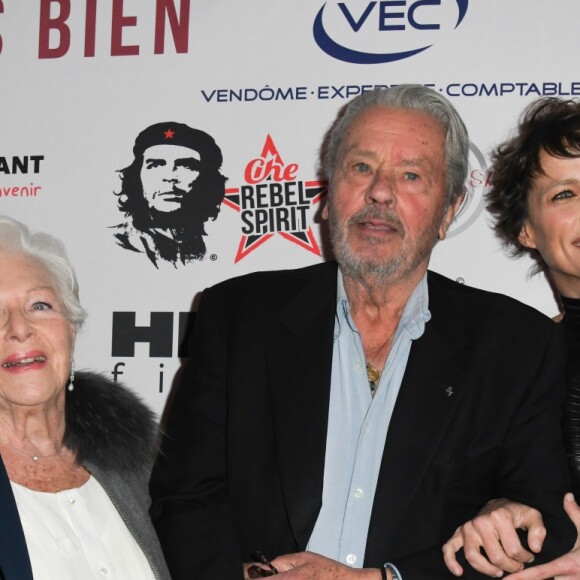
[1,0,578,414]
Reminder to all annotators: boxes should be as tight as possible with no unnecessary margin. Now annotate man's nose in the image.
[364,172,395,206]
[162,165,181,182]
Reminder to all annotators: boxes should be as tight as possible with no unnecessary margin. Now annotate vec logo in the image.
[313,0,469,64]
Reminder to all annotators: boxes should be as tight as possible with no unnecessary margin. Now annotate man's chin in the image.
[145,205,186,228]
[150,201,182,213]
[337,251,397,278]
[345,246,399,266]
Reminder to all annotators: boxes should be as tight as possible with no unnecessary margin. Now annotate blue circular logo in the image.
[313,1,469,64]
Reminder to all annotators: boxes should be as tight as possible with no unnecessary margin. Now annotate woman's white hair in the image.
[0,215,87,328]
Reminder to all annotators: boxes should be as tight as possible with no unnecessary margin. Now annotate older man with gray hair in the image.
[150,85,575,579]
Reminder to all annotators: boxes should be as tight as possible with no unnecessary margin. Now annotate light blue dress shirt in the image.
[306,270,430,569]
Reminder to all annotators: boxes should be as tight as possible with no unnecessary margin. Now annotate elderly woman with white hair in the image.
[0,215,170,580]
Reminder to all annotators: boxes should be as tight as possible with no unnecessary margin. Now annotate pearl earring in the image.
[68,360,75,392]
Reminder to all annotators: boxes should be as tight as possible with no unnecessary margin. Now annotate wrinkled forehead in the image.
[142,144,201,163]
[0,250,56,292]
[338,107,447,160]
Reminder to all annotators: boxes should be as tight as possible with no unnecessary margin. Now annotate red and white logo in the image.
[224,135,326,263]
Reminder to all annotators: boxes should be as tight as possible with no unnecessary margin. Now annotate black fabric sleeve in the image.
[149,287,245,580]
[561,295,580,498]
[391,323,576,578]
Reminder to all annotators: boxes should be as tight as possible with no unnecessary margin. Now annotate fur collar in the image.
[63,371,156,472]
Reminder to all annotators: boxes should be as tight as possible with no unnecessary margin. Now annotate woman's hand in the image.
[244,561,277,579]
[504,494,580,580]
[442,498,546,576]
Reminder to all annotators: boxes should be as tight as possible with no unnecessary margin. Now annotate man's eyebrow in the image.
[342,148,431,167]
[341,147,378,160]
[143,156,166,164]
[401,158,427,167]
[174,157,200,164]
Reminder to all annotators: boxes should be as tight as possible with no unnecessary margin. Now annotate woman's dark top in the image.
[562,295,580,497]
[0,455,33,580]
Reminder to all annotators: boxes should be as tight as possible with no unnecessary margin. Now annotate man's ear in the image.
[438,193,464,241]
[321,200,329,220]
[518,221,537,249]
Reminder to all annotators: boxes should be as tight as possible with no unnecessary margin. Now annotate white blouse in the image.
[11,476,156,580]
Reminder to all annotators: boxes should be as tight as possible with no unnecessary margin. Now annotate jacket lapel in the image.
[267,262,337,549]
[365,272,468,560]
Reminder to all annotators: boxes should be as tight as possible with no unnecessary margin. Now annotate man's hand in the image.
[270,552,383,579]
[504,494,580,580]
[442,498,546,577]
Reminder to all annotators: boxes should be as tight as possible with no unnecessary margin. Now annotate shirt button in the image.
[353,487,364,499]
[346,554,357,565]
[69,498,75,505]
[354,361,361,370]
[100,568,108,575]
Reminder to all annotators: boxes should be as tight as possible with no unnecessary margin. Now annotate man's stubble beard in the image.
[328,200,442,286]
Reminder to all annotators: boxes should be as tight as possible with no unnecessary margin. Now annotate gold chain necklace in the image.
[366,363,381,393]
[364,328,397,394]
[3,441,63,462]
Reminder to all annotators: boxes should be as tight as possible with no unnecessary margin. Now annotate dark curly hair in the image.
[487,97,580,271]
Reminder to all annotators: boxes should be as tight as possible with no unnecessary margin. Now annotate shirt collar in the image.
[336,269,431,340]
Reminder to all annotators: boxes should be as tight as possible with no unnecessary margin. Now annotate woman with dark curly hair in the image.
[443,97,580,579]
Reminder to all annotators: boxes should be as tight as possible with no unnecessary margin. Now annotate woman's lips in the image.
[2,351,47,370]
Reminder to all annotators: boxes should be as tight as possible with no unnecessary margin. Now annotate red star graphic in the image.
[224,181,327,263]
[164,129,175,139]
[222,135,328,263]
